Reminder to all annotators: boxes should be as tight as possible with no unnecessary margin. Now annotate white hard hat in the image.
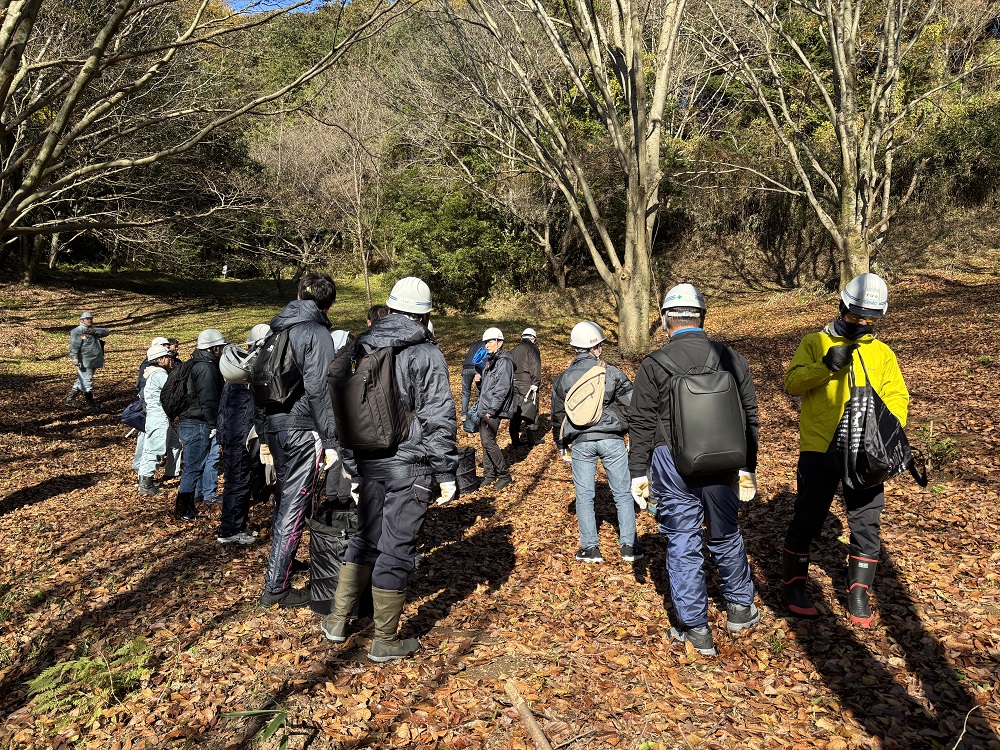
[197,329,227,349]
[522,328,537,338]
[146,344,171,362]
[661,283,706,312]
[482,327,504,342]
[246,324,271,347]
[219,344,253,383]
[150,336,169,347]
[331,329,351,352]
[841,273,889,318]
[570,321,606,350]
[387,277,433,315]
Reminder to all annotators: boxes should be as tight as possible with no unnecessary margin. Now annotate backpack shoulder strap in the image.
[647,349,678,376]
[705,342,725,370]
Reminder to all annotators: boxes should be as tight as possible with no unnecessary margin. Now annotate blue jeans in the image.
[650,445,754,628]
[570,438,636,550]
[177,421,211,495]
[461,368,476,415]
[199,434,221,501]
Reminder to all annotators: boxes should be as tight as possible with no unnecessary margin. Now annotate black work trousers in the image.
[508,408,537,445]
[479,416,510,481]
[219,442,253,537]
[784,451,885,558]
[345,474,433,591]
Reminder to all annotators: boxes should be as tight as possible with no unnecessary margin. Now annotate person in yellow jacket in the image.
[782,273,909,628]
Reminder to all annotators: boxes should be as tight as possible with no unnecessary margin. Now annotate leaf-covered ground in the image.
[1,267,999,750]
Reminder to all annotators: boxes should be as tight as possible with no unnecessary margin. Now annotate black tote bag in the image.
[827,354,927,489]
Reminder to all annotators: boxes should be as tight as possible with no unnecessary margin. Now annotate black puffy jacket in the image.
[264,300,339,450]
[179,348,223,428]
[478,350,515,419]
[348,314,459,483]
[627,329,759,480]
[510,339,542,401]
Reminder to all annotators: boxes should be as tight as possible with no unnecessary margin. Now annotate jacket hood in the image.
[192,347,219,364]
[270,299,331,332]
[357,313,431,349]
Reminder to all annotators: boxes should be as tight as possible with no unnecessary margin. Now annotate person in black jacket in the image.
[321,276,459,663]
[628,284,761,656]
[552,322,641,564]
[477,327,515,490]
[216,324,271,546]
[175,329,227,521]
[259,273,341,608]
[509,327,542,446]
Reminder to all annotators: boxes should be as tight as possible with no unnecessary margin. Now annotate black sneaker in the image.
[493,476,512,491]
[620,544,645,562]
[726,602,762,633]
[669,625,716,655]
[575,547,603,563]
[258,587,311,608]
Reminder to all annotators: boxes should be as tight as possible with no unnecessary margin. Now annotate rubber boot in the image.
[174,491,197,520]
[782,548,819,618]
[138,475,159,496]
[64,387,80,404]
[847,555,878,628]
[367,587,420,663]
[84,391,98,412]
[320,563,373,643]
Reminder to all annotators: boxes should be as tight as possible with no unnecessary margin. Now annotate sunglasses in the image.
[844,312,878,325]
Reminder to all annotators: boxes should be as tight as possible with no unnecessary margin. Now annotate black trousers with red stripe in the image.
[784,451,885,558]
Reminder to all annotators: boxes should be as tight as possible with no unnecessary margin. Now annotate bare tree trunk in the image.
[47,232,60,269]
[20,234,43,284]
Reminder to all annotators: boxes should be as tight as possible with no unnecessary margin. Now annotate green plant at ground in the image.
[915,423,959,469]
[223,707,290,750]
[27,637,151,725]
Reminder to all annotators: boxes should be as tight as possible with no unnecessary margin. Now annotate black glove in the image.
[822,343,859,373]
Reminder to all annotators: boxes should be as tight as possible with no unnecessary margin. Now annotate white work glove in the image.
[738,470,758,503]
[630,476,650,510]
[322,448,338,471]
[559,447,572,463]
[435,481,457,506]
[209,428,217,440]
[259,444,273,466]
[350,481,360,504]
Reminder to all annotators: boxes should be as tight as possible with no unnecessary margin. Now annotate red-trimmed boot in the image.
[847,555,878,628]
[782,548,819,618]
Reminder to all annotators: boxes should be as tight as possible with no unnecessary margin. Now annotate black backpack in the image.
[327,341,411,452]
[649,343,747,476]
[160,359,198,421]
[249,325,303,410]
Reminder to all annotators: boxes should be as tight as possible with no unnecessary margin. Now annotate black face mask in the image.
[832,317,873,340]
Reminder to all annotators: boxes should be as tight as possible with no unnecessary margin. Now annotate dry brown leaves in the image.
[0,270,998,749]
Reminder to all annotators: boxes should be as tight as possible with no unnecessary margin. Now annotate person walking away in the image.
[216,324,271,545]
[628,284,762,656]
[321,277,459,662]
[782,273,908,628]
[552,321,642,564]
[460,337,487,418]
[174,329,227,521]
[66,311,109,411]
[509,328,542,446]
[137,343,175,496]
[478,328,515,490]
[258,273,341,608]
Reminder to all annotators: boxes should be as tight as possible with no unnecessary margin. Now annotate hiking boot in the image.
[782,548,819,618]
[620,543,645,562]
[321,563,373,644]
[258,587,311,608]
[138,475,159,497]
[493,476,512,491]
[368,587,420,663]
[575,547,603,563]
[726,602,762,633]
[83,391,99,412]
[669,625,717,656]
[217,530,257,545]
[64,388,80,404]
[847,555,878,628]
[174,492,197,521]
